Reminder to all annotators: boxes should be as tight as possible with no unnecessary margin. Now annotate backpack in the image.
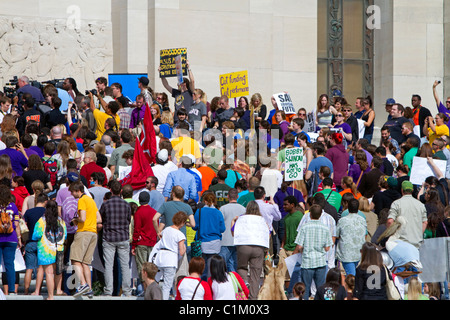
[0,209,13,234]
[43,157,59,186]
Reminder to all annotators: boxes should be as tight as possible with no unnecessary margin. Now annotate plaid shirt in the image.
[117,108,131,129]
[295,220,333,269]
[100,196,131,242]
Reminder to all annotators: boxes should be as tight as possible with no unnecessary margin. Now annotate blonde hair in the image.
[407,277,423,300]
[161,110,174,126]
[31,180,45,206]
[341,176,358,196]
[250,93,263,112]
[359,197,371,212]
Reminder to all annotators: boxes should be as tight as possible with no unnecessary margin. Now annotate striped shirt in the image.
[99,195,132,243]
[295,220,333,269]
[117,108,131,129]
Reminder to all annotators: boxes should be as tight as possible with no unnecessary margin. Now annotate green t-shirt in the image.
[207,183,231,208]
[316,189,342,212]
[237,191,255,207]
[283,211,304,251]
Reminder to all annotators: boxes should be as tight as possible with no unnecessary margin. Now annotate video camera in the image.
[3,76,20,99]
[85,88,98,96]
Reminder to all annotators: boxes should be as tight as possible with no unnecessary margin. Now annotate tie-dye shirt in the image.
[32,217,67,266]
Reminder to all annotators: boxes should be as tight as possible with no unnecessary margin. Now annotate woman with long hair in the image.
[316,94,337,130]
[207,254,249,300]
[360,97,375,143]
[22,154,53,195]
[348,150,370,188]
[31,200,67,300]
[339,176,362,200]
[0,154,14,187]
[192,193,226,281]
[250,93,267,128]
[53,140,71,178]
[353,242,389,300]
[314,267,347,300]
[231,200,270,300]
[159,110,174,139]
[405,277,429,300]
[0,184,21,295]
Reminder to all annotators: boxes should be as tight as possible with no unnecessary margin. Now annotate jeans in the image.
[160,266,177,300]
[342,261,359,277]
[219,246,237,272]
[103,240,132,296]
[301,266,327,300]
[0,242,17,293]
[287,261,302,295]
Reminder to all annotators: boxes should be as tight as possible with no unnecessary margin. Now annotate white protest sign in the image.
[409,156,447,185]
[284,147,304,182]
[273,92,296,114]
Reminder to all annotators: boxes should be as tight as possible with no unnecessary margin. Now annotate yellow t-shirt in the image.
[93,109,121,140]
[77,194,99,233]
[171,136,201,161]
[428,125,449,145]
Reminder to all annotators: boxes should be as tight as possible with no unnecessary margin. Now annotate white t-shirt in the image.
[154,226,186,268]
[210,274,236,300]
[152,162,178,193]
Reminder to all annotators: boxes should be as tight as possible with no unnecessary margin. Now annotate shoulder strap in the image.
[195,208,202,241]
[442,221,449,237]
[191,279,202,300]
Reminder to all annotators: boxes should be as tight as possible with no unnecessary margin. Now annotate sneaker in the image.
[73,284,90,297]
[83,289,94,299]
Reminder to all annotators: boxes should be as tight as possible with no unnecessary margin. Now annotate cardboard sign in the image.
[219,70,249,99]
[273,92,296,114]
[159,47,187,78]
[284,147,304,181]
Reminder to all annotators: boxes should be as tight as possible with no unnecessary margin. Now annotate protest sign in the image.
[284,147,304,182]
[409,156,447,185]
[219,70,249,99]
[273,92,296,114]
[159,47,187,78]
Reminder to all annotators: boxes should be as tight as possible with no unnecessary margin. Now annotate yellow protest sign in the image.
[219,70,249,99]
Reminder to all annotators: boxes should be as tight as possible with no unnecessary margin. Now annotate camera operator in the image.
[16,75,45,104]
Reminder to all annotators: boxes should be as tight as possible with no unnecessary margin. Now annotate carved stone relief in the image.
[0,16,113,91]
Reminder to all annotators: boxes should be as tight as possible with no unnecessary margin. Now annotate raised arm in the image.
[158,66,174,94]
[433,80,441,107]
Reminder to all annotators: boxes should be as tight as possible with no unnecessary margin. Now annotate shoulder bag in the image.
[229,272,248,300]
[190,208,202,258]
[384,266,402,300]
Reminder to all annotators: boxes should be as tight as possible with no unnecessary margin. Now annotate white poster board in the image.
[357,119,366,140]
[0,248,25,272]
[273,92,296,115]
[284,147,304,182]
[409,156,447,185]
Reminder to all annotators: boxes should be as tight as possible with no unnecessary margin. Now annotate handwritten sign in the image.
[159,47,187,78]
[285,147,304,182]
[273,92,296,114]
[219,70,249,99]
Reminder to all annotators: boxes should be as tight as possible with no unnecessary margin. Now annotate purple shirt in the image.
[0,203,20,243]
[29,146,44,158]
[438,102,450,127]
[130,106,146,129]
[55,187,78,234]
[274,187,305,218]
[0,148,28,176]
[334,122,352,143]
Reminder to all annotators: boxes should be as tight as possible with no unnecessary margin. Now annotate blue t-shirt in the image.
[307,156,334,194]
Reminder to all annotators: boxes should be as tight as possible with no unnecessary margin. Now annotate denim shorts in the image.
[24,241,38,270]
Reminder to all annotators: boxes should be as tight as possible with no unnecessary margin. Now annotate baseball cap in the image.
[401,180,413,192]
[139,191,150,205]
[157,149,168,162]
[386,98,396,105]
[67,172,80,182]
[138,76,149,86]
[387,177,398,188]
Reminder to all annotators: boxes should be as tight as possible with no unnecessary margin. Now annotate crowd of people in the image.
[0,66,449,302]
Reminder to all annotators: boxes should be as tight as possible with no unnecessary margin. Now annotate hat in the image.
[67,172,80,182]
[157,149,168,162]
[138,76,149,86]
[387,177,398,188]
[386,98,396,105]
[186,154,196,164]
[401,180,414,192]
[139,191,150,205]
